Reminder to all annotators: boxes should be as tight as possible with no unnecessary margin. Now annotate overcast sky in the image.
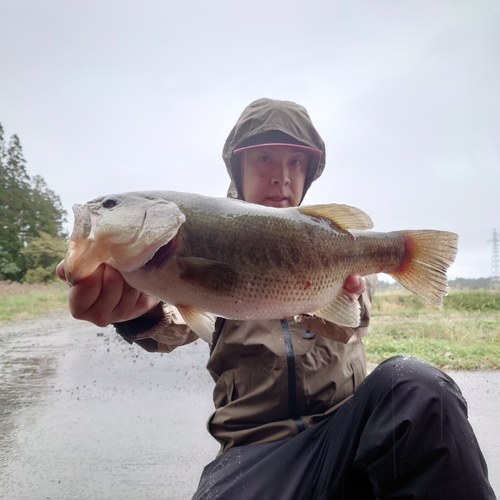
[1,0,499,280]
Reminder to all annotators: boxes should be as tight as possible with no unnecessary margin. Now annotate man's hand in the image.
[294,273,367,343]
[56,261,159,327]
[342,273,366,299]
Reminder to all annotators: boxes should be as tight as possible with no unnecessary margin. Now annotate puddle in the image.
[0,311,218,500]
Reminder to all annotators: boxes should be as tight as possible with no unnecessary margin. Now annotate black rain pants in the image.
[192,355,496,500]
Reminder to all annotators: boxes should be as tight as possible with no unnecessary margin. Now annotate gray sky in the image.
[1,0,499,280]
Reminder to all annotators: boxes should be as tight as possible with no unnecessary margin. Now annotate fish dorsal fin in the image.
[311,289,361,328]
[297,204,373,231]
[177,257,239,293]
[176,305,215,343]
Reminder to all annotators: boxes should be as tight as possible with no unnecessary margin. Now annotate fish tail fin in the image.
[388,230,458,307]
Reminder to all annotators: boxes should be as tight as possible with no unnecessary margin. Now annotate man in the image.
[57,98,495,499]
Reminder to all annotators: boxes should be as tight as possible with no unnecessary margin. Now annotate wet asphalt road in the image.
[0,310,498,499]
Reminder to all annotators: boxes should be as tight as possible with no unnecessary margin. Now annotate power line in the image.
[489,229,500,289]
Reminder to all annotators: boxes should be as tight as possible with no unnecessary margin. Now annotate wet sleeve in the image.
[294,274,378,344]
[113,303,201,353]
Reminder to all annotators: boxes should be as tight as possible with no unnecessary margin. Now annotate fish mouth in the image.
[63,205,103,284]
[64,205,169,282]
[63,195,187,283]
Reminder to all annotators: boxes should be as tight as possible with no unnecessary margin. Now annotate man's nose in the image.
[271,164,290,186]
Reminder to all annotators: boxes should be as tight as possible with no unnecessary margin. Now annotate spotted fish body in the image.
[64,191,458,341]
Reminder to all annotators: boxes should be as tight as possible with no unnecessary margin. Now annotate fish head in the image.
[64,192,186,284]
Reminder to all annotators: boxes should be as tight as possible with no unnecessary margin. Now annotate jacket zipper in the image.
[280,319,306,433]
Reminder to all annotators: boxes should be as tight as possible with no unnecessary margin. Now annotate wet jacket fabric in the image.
[114,97,377,453]
[207,277,375,454]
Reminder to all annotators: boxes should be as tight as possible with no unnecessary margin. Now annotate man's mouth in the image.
[265,196,290,208]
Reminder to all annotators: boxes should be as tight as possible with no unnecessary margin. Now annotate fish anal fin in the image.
[312,289,361,328]
[177,257,238,293]
[388,230,458,307]
[298,204,373,231]
[176,305,215,344]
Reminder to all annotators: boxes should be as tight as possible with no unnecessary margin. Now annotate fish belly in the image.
[120,231,395,320]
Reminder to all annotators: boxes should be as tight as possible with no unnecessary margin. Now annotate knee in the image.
[377,354,439,381]
[368,356,467,412]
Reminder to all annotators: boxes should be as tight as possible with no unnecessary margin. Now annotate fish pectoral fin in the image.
[177,257,238,293]
[176,305,215,344]
[312,290,361,328]
[298,204,373,231]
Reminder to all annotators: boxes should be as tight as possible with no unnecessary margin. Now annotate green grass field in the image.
[1,281,499,370]
[365,288,500,370]
[0,280,68,323]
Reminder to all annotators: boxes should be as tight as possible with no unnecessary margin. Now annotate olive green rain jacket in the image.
[115,98,377,455]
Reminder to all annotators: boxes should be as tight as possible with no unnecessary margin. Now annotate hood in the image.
[222,98,326,202]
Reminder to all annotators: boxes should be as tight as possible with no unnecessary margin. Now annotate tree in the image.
[0,134,32,279]
[0,122,67,281]
[21,231,67,283]
[0,245,21,280]
[0,123,6,167]
[28,175,67,237]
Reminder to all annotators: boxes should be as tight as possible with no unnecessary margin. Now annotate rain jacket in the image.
[114,98,377,454]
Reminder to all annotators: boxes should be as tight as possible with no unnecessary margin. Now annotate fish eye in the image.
[102,197,118,209]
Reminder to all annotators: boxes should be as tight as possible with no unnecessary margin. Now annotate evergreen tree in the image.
[0,123,6,166]
[28,175,67,238]
[0,123,67,281]
[0,134,31,279]
[5,134,31,241]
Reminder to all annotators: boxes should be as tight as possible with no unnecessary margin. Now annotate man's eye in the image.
[258,156,272,162]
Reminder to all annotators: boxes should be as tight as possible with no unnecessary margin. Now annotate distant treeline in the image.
[448,277,492,289]
[377,276,493,290]
[0,122,67,283]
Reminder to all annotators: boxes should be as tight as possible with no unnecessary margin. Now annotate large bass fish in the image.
[64,191,458,342]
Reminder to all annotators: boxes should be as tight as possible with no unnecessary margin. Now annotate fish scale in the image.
[64,190,458,342]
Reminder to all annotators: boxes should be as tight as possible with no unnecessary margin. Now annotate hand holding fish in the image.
[294,273,367,343]
[336,273,366,297]
[56,261,160,326]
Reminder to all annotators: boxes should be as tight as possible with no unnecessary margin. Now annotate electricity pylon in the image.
[489,229,500,289]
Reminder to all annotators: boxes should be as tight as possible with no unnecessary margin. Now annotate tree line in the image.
[0,122,67,282]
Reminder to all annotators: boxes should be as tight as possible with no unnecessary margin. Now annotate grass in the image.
[365,288,500,370]
[0,280,69,323]
[1,280,499,370]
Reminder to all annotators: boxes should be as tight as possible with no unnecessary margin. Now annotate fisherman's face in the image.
[240,146,310,208]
